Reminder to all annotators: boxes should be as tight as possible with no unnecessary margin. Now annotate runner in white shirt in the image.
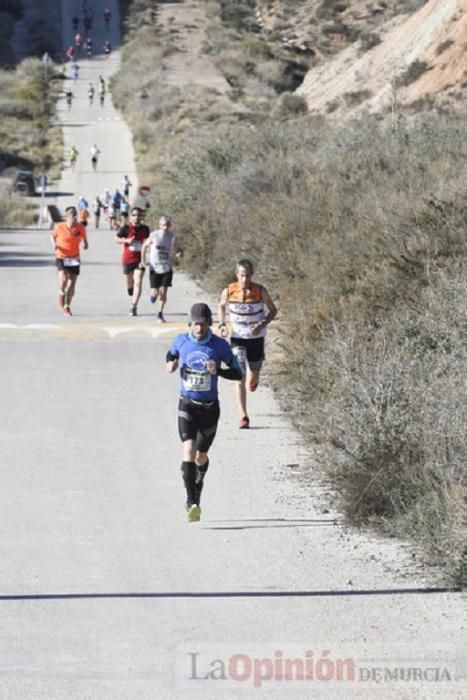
[90,144,101,171]
[140,216,183,323]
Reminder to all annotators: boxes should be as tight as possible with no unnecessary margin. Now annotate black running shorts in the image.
[56,258,80,275]
[177,396,220,453]
[231,336,264,370]
[122,261,143,275]
[149,269,173,289]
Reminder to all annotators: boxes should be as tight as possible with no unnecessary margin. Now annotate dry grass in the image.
[0,181,37,226]
[115,0,467,584]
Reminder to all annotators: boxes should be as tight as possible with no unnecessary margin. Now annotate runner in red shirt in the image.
[115,207,150,316]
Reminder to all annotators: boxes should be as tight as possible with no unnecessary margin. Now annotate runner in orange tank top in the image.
[218,259,277,429]
[51,206,89,316]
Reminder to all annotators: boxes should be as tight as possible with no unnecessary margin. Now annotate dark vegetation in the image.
[0,0,63,226]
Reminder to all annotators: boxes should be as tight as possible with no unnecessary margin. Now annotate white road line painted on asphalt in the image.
[147,326,178,339]
[102,325,182,338]
[102,326,146,338]
[0,323,60,330]
[0,322,186,339]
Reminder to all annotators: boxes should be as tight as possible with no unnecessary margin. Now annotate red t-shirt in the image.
[117,223,150,264]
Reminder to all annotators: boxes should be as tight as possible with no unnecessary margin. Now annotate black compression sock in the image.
[196,459,209,501]
[196,458,209,483]
[127,286,134,296]
[181,461,197,506]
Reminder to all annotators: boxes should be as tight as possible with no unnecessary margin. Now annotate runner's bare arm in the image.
[251,287,277,336]
[174,237,183,259]
[140,238,150,265]
[218,288,228,324]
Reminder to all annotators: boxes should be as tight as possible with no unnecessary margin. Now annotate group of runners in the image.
[51,203,277,522]
[54,3,278,524]
[67,143,102,171]
[50,203,182,326]
[67,5,111,61]
[73,180,132,230]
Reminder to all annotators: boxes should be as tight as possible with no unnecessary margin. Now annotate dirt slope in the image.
[296,0,466,114]
[156,0,230,93]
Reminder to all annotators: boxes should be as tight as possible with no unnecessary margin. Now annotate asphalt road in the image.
[0,1,464,698]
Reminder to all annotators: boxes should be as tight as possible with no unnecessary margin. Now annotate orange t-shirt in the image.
[53,221,87,259]
[79,209,89,224]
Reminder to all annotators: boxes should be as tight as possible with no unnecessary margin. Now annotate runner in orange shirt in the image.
[51,206,89,316]
[78,205,90,228]
[218,259,277,428]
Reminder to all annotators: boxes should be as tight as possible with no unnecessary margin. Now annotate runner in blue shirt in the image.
[166,303,243,522]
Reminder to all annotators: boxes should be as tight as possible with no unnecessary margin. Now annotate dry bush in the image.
[115,0,467,582]
[146,114,467,582]
[396,60,430,87]
[359,31,381,53]
[0,58,62,183]
[343,89,372,106]
[322,272,467,581]
[273,92,308,116]
[0,183,37,226]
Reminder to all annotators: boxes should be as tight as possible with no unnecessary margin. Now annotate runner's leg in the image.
[232,345,249,423]
[65,273,77,305]
[125,271,134,297]
[182,440,198,510]
[150,285,158,303]
[57,269,66,307]
[158,286,168,315]
[132,268,144,308]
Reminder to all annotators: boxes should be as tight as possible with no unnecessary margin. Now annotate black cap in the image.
[189,303,212,324]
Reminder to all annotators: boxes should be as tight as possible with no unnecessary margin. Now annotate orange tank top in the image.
[227,282,266,339]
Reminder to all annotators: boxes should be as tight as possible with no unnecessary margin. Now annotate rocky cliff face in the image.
[259,0,466,114]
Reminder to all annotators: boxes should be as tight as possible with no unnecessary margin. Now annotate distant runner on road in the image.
[69,146,79,170]
[92,196,103,228]
[99,82,106,107]
[218,259,277,429]
[166,303,243,522]
[90,144,101,171]
[115,207,150,316]
[104,7,112,30]
[140,216,183,323]
[65,89,74,109]
[121,175,132,198]
[51,206,89,316]
[71,63,80,83]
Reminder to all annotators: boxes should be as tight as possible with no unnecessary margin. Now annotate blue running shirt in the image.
[170,330,236,401]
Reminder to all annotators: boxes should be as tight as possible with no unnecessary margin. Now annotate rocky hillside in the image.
[257,0,466,114]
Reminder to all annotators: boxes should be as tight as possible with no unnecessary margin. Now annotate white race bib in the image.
[129,242,142,252]
[183,369,211,392]
[63,257,79,267]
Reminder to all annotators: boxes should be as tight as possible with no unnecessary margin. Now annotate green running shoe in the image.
[188,504,201,522]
